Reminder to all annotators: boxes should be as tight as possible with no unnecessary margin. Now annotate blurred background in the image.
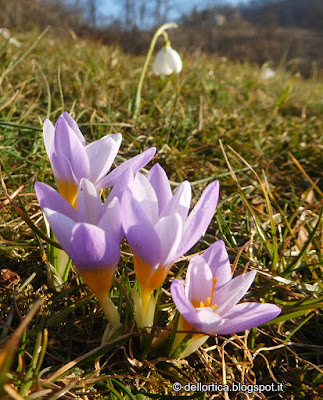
[1,0,322,77]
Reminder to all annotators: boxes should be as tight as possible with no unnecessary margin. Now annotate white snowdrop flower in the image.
[153,43,182,76]
[261,67,276,80]
[0,28,22,48]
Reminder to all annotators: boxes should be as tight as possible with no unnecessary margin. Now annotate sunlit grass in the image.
[0,28,322,399]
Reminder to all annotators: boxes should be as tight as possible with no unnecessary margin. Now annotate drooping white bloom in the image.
[261,67,276,80]
[0,28,22,47]
[153,44,182,76]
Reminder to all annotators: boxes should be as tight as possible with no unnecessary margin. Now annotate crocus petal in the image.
[105,168,134,206]
[69,223,120,270]
[98,147,156,189]
[213,270,257,315]
[194,308,224,332]
[147,163,172,215]
[178,180,219,256]
[35,181,76,221]
[85,134,122,183]
[98,197,123,243]
[76,178,102,224]
[160,181,191,226]
[122,190,161,267]
[154,214,182,267]
[42,209,75,255]
[132,173,158,224]
[214,302,281,335]
[61,112,86,146]
[185,255,213,305]
[170,280,201,327]
[43,119,55,159]
[202,240,232,289]
[52,117,90,183]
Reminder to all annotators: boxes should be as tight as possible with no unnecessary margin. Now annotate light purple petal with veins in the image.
[85,134,122,183]
[42,209,75,255]
[159,181,191,226]
[98,147,156,189]
[154,214,182,267]
[178,181,219,256]
[202,240,232,289]
[215,302,282,335]
[170,280,201,327]
[98,197,123,243]
[147,163,172,215]
[52,117,90,182]
[122,190,161,267]
[43,119,55,159]
[35,182,76,221]
[76,179,102,224]
[70,223,120,270]
[185,255,213,304]
[194,308,224,332]
[212,270,257,315]
[132,173,159,224]
[105,168,134,207]
[50,152,73,183]
[61,112,86,146]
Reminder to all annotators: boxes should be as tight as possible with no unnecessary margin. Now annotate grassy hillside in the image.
[0,29,322,399]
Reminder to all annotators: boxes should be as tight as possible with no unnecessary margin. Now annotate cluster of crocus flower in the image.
[36,112,280,354]
[39,112,155,329]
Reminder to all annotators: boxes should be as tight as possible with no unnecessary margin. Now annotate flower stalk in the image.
[132,22,178,119]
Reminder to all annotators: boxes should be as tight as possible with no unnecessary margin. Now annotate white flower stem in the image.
[132,22,178,119]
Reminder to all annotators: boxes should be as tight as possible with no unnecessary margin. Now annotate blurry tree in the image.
[180,4,242,27]
[154,0,169,27]
[124,0,135,29]
[87,0,98,27]
[0,0,84,31]
[121,0,169,31]
[242,0,323,30]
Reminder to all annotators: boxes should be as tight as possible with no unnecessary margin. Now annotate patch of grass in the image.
[0,29,322,399]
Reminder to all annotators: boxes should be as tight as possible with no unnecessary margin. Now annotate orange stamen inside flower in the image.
[193,277,218,310]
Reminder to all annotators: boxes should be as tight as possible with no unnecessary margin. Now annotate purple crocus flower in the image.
[35,178,124,325]
[171,240,281,337]
[43,112,156,207]
[122,163,220,315]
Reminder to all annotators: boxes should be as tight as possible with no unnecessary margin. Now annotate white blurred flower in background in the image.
[261,66,276,80]
[0,28,22,47]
